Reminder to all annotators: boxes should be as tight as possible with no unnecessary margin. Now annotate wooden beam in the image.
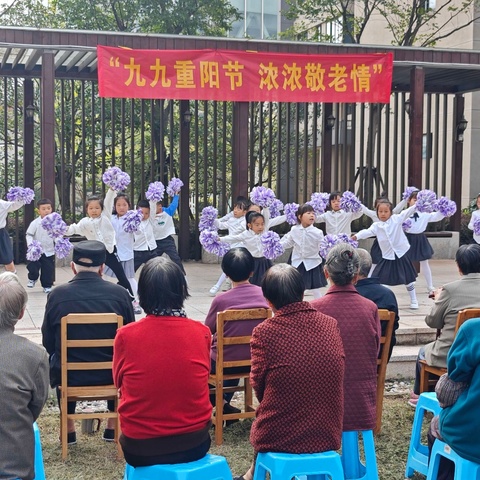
[23,79,35,230]
[450,94,465,232]
[408,67,424,187]
[321,103,333,193]
[232,102,249,200]
[178,99,191,261]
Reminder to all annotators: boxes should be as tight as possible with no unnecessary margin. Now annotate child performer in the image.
[26,198,55,293]
[0,197,26,273]
[219,211,271,286]
[468,193,480,244]
[316,191,364,235]
[353,201,419,309]
[404,190,447,294]
[106,193,141,314]
[133,200,158,272]
[280,204,327,299]
[209,197,249,296]
[66,189,134,297]
[150,195,185,275]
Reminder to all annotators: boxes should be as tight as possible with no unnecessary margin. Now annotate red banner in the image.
[97,46,393,103]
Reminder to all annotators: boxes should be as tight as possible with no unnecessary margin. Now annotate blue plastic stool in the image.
[33,422,46,480]
[340,430,378,480]
[123,454,232,480]
[405,392,442,478]
[427,440,480,480]
[252,451,344,480]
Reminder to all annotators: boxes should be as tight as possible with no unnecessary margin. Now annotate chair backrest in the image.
[454,308,480,334]
[376,309,396,373]
[60,313,123,389]
[216,308,272,369]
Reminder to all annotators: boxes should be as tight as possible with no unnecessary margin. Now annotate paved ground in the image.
[13,258,459,347]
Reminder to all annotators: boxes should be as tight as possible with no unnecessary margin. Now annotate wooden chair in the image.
[419,308,480,393]
[60,313,123,459]
[375,309,396,434]
[208,308,272,446]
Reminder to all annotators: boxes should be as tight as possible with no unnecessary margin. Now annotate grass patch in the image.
[37,395,427,479]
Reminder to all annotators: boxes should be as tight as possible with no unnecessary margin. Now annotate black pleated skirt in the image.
[372,254,417,286]
[405,232,434,261]
[297,262,327,289]
[250,257,273,286]
[370,238,382,264]
[0,228,13,264]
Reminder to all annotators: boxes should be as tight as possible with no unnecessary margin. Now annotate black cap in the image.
[72,240,106,267]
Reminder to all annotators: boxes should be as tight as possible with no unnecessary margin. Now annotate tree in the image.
[284,0,480,47]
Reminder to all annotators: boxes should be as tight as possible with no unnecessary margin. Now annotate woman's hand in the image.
[351,235,357,241]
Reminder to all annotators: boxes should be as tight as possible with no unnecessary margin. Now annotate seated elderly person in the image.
[205,247,269,421]
[427,318,480,480]
[0,272,49,480]
[409,244,480,407]
[311,244,380,432]
[113,257,212,466]
[355,248,399,361]
[234,264,345,480]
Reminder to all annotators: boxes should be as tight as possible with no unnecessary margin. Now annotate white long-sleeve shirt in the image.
[280,224,324,271]
[355,206,416,260]
[0,199,23,229]
[26,217,55,257]
[111,215,134,261]
[66,188,117,253]
[468,209,480,244]
[221,230,265,258]
[405,211,445,234]
[315,209,363,235]
[133,219,157,251]
[362,199,407,222]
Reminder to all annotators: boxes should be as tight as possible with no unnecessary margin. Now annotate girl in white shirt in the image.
[353,201,419,309]
[316,191,364,236]
[468,193,480,244]
[220,211,272,286]
[66,189,134,297]
[280,204,326,299]
[404,191,446,294]
[104,193,141,313]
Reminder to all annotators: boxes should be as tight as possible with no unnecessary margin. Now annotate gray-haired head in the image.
[324,243,360,286]
[261,263,305,310]
[356,248,372,279]
[0,272,28,330]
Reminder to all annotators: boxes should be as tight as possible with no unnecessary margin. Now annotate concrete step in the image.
[396,326,436,346]
[386,344,419,380]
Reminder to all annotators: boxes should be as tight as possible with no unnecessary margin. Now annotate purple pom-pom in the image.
[308,192,329,215]
[41,213,68,239]
[122,209,143,233]
[473,217,480,236]
[199,230,230,256]
[340,191,362,213]
[102,166,131,191]
[416,189,437,213]
[402,219,412,232]
[6,186,35,204]
[402,186,419,201]
[26,240,44,261]
[435,197,457,217]
[54,237,74,259]
[145,181,165,202]
[284,203,300,225]
[269,199,284,218]
[261,231,284,260]
[319,234,358,258]
[166,178,184,197]
[249,186,276,208]
[199,206,219,232]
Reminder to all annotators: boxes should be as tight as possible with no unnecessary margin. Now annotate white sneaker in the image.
[428,286,435,295]
[133,301,142,315]
[43,287,52,294]
[27,280,36,288]
[209,285,220,296]
[410,302,419,310]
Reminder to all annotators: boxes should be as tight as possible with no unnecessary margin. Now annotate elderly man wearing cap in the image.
[41,240,135,444]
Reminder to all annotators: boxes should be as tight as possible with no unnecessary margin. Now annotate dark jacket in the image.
[42,271,135,387]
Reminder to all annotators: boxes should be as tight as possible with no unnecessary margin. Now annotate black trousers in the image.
[134,249,158,272]
[27,254,55,288]
[156,236,185,274]
[105,249,134,297]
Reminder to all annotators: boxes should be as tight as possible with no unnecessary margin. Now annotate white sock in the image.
[406,282,417,303]
[214,272,227,289]
[420,260,434,290]
[311,288,322,299]
[368,264,377,277]
[128,277,138,299]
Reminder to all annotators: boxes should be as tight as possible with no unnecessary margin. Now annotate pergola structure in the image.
[1,26,480,258]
